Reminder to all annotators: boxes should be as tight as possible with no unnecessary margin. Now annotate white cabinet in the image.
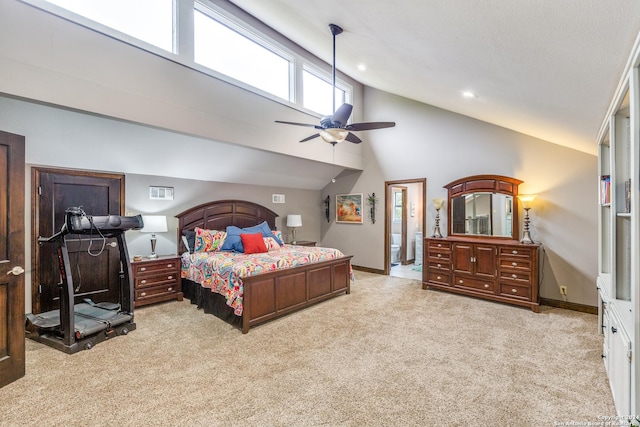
[415,231,423,266]
[597,42,640,417]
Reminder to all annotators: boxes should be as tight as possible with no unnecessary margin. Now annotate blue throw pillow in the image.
[244,221,283,245]
[221,226,245,252]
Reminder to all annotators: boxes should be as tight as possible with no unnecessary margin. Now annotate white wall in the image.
[321,87,598,306]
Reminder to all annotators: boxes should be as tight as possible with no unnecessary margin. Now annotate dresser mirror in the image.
[444,175,523,239]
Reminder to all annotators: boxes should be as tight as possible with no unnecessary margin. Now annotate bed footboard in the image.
[241,256,352,333]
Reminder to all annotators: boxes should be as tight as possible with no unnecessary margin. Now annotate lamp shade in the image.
[432,198,445,210]
[518,195,537,210]
[140,215,168,233]
[287,214,302,227]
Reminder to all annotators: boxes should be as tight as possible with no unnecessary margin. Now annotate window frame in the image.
[20,0,355,118]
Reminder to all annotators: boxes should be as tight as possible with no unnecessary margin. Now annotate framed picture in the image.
[336,193,364,224]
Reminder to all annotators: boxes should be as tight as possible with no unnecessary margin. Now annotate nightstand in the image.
[131,255,183,307]
[290,241,316,247]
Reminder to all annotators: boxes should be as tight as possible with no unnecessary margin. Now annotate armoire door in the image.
[32,168,124,314]
[0,131,25,388]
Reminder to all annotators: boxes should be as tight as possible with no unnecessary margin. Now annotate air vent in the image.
[272,194,285,204]
[149,186,174,200]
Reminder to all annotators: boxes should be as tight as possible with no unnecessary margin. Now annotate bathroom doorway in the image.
[384,178,426,280]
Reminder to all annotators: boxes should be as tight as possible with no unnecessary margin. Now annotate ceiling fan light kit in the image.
[275,23,396,145]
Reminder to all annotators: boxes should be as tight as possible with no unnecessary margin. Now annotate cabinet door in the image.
[475,245,496,278]
[608,317,631,416]
[452,243,473,274]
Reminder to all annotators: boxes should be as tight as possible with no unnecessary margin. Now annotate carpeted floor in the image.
[0,271,616,426]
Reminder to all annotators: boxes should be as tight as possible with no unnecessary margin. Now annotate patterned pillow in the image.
[271,230,284,245]
[194,227,227,252]
[263,236,282,251]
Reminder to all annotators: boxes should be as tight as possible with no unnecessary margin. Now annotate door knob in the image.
[7,266,25,276]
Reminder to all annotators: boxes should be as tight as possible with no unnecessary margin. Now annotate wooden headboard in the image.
[175,199,279,248]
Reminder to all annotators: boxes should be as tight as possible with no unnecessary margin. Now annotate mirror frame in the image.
[444,175,523,239]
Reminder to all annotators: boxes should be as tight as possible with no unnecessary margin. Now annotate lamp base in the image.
[149,235,158,258]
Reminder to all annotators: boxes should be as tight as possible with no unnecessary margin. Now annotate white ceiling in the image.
[229,0,640,155]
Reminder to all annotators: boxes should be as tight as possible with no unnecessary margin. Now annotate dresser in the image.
[131,255,183,307]
[423,237,540,312]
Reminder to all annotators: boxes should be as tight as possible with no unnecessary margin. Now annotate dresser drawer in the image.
[453,275,495,293]
[428,261,450,271]
[499,283,531,300]
[498,258,532,271]
[428,240,452,251]
[427,271,450,286]
[499,270,531,284]
[428,250,451,262]
[498,247,534,259]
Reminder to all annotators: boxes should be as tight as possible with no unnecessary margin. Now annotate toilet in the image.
[391,234,401,264]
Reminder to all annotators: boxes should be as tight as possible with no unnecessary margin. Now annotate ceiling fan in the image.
[275,23,395,145]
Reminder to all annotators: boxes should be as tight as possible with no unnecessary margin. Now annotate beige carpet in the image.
[0,272,616,426]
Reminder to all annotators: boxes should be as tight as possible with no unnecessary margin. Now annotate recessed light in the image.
[462,91,477,98]
[357,63,367,72]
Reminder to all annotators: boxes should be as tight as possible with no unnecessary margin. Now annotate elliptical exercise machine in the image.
[26,207,143,354]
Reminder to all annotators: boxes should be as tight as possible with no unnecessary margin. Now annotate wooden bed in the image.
[176,200,352,333]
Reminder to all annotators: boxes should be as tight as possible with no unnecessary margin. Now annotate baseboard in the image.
[352,265,385,275]
[540,298,597,315]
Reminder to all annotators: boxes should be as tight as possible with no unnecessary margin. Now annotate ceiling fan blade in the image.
[331,103,353,126]
[345,132,362,144]
[346,122,396,131]
[275,120,320,129]
[299,134,320,142]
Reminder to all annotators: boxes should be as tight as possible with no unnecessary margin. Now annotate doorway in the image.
[384,178,426,279]
[32,167,124,314]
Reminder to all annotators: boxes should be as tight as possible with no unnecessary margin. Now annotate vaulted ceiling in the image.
[230,0,640,155]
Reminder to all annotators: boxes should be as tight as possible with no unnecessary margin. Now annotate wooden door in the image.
[0,131,25,388]
[32,168,124,314]
[474,245,496,279]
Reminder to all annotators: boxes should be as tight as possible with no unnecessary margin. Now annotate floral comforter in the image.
[180,245,352,315]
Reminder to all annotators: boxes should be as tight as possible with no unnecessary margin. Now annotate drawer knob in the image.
[437,276,441,280]
[437,254,442,258]
[512,250,518,255]
[512,274,517,278]
[437,243,442,247]
[140,267,146,272]
[484,284,489,288]
[437,263,441,268]
[511,288,518,293]
[168,276,173,280]
[512,262,518,267]
[458,280,464,284]
[140,292,147,297]
[141,280,147,284]
[168,287,173,291]
[167,264,173,268]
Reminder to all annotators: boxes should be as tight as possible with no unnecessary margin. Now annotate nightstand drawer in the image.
[134,260,179,276]
[136,284,180,302]
[135,273,178,289]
